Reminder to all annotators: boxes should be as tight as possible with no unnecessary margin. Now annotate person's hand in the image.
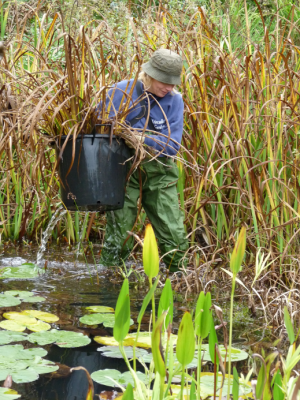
[125,134,145,148]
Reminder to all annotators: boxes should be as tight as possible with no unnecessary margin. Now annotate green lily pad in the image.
[201,344,248,362]
[0,291,45,307]
[85,306,114,313]
[21,296,46,303]
[0,263,45,280]
[80,313,133,328]
[4,291,35,298]
[0,344,57,384]
[0,294,21,308]
[28,329,91,348]
[0,387,21,399]
[98,346,149,360]
[0,331,28,345]
[91,369,149,387]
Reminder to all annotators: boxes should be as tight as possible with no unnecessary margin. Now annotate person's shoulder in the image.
[114,79,135,90]
[169,89,183,105]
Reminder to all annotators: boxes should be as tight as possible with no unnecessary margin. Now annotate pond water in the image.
[0,244,274,400]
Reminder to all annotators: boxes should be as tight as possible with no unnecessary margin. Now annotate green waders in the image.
[100,157,189,272]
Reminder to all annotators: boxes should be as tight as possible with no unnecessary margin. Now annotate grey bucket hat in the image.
[142,49,183,85]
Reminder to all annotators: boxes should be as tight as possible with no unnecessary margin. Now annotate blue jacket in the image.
[105,79,184,156]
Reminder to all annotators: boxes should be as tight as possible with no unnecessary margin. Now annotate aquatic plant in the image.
[0,344,58,383]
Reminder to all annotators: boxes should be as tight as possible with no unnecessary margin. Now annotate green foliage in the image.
[114,279,131,343]
[28,329,91,348]
[0,264,45,280]
[0,344,58,383]
[284,306,295,344]
[157,278,173,330]
[176,312,195,367]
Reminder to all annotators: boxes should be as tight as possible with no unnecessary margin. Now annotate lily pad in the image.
[0,387,21,399]
[0,294,21,308]
[80,313,133,328]
[91,368,149,387]
[0,331,28,345]
[201,344,248,362]
[0,311,57,332]
[0,344,58,384]
[85,306,114,313]
[4,291,35,298]
[0,263,45,280]
[0,291,45,307]
[97,346,149,360]
[0,320,27,332]
[94,332,177,349]
[4,291,45,303]
[21,310,59,323]
[28,329,91,348]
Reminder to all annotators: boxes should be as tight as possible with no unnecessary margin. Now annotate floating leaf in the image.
[94,332,177,349]
[21,296,46,303]
[0,320,27,332]
[4,291,35,298]
[202,344,248,362]
[0,264,45,280]
[0,294,21,308]
[3,312,37,325]
[80,313,133,328]
[170,373,252,398]
[28,329,91,348]
[85,306,114,313]
[26,320,51,332]
[0,331,27,345]
[91,369,148,388]
[0,387,21,399]
[97,346,149,360]
[0,344,57,384]
[22,310,59,323]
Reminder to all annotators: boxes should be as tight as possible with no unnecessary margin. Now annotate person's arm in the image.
[143,95,184,156]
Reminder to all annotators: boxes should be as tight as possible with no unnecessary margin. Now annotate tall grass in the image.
[0,0,300,283]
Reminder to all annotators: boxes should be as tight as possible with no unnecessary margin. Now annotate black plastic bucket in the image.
[56,133,131,212]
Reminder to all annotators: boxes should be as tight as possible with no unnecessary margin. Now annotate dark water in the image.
[0,244,272,400]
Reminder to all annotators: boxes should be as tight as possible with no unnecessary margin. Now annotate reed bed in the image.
[0,0,300,288]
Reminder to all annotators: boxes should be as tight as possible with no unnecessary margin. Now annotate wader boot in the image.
[100,158,188,272]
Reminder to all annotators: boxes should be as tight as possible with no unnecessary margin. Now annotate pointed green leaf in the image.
[190,372,196,400]
[272,370,284,400]
[123,383,134,400]
[200,292,212,339]
[176,312,195,367]
[157,278,173,331]
[232,367,239,400]
[143,224,159,279]
[284,306,295,344]
[115,279,129,318]
[137,277,159,324]
[230,226,246,274]
[256,362,266,399]
[195,291,205,337]
[152,312,167,378]
[113,294,130,344]
[208,318,219,365]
